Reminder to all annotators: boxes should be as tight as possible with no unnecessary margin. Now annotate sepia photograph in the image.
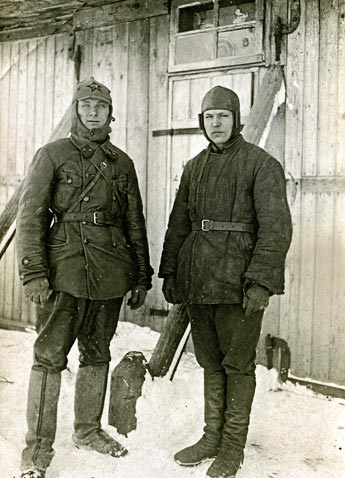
[0,1,344,477]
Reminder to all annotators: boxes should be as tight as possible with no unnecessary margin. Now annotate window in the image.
[170,0,264,72]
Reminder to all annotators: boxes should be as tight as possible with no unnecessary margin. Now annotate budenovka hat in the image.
[72,77,112,104]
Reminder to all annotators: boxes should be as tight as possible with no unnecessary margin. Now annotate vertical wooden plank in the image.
[302,0,319,176]
[92,26,113,88]
[170,135,190,205]
[281,0,306,372]
[189,76,211,122]
[3,185,15,320]
[7,42,19,176]
[25,39,38,172]
[0,187,6,317]
[293,192,316,377]
[330,193,345,383]
[126,19,150,209]
[76,29,93,81]
[317,0,338,176]
[16,41,28,178]
[172,78,190,127]
[146,15,169,310]
[311,193,334,381]
[111,22,129,151]
[0,43,10,176]
[42,36,55,143]
[337,0,345,175]
[34,39,46,149]
[53,34,68,129]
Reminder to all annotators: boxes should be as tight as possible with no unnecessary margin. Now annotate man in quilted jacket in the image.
[16,78,153,478]
[159,85,292,478]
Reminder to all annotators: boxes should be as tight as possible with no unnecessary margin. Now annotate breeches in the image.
[33,291,123,372]
[187,304,263,375]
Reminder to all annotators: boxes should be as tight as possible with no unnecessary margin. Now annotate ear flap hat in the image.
[71,77,113,142]
[199,85,242,140]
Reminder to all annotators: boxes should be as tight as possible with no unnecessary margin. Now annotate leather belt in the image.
[54,211,120,226]
[192,220,254,233]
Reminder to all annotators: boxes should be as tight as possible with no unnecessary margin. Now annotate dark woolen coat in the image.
[16,135,153,300]
[159,134,292,304]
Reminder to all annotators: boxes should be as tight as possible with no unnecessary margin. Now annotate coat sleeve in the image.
[158,162,192,279]
[124,160,154,290]
[16,147,55,285]
[244,154,292,294]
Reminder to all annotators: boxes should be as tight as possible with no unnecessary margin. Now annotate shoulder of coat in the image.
[42,138,75,155]
[106,142,132,163]
[243,140,280,166]
[186,148,207,168]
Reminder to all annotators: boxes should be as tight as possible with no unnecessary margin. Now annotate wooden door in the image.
[167,69,258,209]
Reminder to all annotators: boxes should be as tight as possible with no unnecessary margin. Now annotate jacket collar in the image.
[209,133,244,154]
[69,134,117,161]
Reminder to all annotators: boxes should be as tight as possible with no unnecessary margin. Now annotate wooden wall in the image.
[0,0,345,387]
[260,0,345,386]
[0,34,75,326]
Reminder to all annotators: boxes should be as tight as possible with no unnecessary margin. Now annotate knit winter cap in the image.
[72,77,112,104]
[201,85,240,113]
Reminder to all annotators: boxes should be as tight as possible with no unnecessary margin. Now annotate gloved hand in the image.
[243,284,270,317]
[162,277,180,304]
[24,277,52,306]
[127,285,147,310]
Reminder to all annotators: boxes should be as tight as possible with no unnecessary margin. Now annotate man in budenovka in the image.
[16,78,153,478]
[159,86,292,478]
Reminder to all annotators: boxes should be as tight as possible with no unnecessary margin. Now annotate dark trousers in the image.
[34,291,123,372]
[187,304,264,453]
[187,304,263,375]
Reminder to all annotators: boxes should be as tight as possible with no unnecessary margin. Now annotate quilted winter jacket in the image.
[16,135,153,300]
[159,134,292,304]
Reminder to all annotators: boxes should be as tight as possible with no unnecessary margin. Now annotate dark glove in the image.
[127,285,147,310]
[24,277,52,306]
[162,277,180,304]
[243,284,270,317]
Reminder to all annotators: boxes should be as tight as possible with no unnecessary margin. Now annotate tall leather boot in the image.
[21,369,61,478]
[72,364,127,458]
[174,370,226,466]
[207,372,255,478]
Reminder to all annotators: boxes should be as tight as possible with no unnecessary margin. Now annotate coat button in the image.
[67,178,72,184]
[81,220,87,225]
[83,239,89,244]
[112,242,117,247]
[83,196,90,202]
[22,258,29,265]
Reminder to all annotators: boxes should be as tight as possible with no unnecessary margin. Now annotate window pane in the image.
[219,0,256,27]
[176,32,214,63]
[178,3,214,33]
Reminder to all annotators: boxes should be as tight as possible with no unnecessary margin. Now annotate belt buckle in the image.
[201,219,210,231]
[93,211,102,225]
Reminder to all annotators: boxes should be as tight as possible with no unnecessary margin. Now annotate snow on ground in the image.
[0,322,344,478]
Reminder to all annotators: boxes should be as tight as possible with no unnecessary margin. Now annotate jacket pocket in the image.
[53,170,83,210]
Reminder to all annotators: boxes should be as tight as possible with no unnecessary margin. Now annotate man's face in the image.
[203,109,234,145]
[77,98,110,129]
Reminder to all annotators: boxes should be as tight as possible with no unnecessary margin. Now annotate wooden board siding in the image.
[274,0,345,386]
[0,34,75,325]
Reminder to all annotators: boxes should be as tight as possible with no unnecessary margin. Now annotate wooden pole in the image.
[242,64,284,144]
[0,105,71,257]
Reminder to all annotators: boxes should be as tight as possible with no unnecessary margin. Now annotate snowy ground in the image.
[0,322,344,478]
